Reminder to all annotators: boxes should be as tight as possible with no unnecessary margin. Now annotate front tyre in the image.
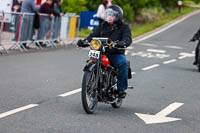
[82,71,98,114]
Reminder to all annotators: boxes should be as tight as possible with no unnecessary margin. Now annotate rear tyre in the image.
[111,98,123,108]
[198,52,200,72]
[82,71,98,114]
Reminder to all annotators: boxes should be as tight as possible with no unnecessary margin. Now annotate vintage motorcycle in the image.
[190,39,200,72]
[80,38,132,114]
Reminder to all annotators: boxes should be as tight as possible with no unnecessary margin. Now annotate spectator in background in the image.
[97,0,108,24]
[107,0,112,7]
[12,0,23,12]
[12,0,23,41]
[21,0,39,49]
[38,0,53,47]
[52,0,63,42]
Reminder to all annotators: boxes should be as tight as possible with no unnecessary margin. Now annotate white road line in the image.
[59,88,82,97]
[0,104,38,119]
[163,59,177,64]
[131,72,136,75]
[142,64,160,71]
[147,49,166,53]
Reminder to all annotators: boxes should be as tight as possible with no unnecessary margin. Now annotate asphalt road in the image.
[0,11,200,133]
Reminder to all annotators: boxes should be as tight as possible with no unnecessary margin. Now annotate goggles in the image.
[104,8,117,21]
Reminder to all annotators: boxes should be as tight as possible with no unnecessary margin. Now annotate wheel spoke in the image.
[85,71,97,109]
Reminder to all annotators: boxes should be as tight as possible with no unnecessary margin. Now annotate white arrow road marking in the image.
[165,45,183,49]
[127,46,134,50]
[135,102,184,124]
[178,56,186,59]
[178,52,195,59]
[142,64,160,71]
[136,43,158,47]
[125,50,130,55]
[0,104,38,119]
[58,88,82,97]
[131,72,136,75]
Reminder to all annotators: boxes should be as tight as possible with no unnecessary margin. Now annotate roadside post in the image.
[178,0,183,13]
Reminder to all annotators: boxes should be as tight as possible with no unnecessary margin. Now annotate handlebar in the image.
[77,39,127,50]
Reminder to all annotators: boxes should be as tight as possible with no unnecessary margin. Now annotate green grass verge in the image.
[78,7,198,38]
[78,28,93,38]
[132,7,198,38]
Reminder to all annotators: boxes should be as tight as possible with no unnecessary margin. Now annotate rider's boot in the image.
[117,90,127,98]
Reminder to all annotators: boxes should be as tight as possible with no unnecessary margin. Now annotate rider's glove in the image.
[77,40,89,47]
[116,41,127,48]
[77,40,84,47]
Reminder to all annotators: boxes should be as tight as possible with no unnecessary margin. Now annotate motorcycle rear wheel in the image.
[198,53,200,72]
[111,98,123,108]
[82,71,98,114]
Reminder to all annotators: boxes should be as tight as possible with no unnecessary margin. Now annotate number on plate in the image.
[88,50,100,59]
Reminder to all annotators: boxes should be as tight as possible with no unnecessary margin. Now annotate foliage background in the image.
[62,0,200,23]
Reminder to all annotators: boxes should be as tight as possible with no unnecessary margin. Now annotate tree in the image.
[113,0,134,23]
[62,0,87,15]
[159,0,177,8]
[85,0,100,11]
[146,0,161,7]
[129,0,149,15]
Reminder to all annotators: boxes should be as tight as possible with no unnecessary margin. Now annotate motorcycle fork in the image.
[93,57,102,92]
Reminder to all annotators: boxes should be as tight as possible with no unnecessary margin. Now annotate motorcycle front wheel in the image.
[82,71,98,114]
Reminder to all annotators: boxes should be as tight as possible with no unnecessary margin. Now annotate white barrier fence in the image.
[0,11,80,53]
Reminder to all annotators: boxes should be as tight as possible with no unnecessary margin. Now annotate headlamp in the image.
[90,40,101,50]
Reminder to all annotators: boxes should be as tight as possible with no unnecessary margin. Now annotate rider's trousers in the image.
[107,54,128,91]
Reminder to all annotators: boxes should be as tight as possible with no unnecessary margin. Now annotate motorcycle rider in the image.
[190,28,200,65]
[77,5,132,98]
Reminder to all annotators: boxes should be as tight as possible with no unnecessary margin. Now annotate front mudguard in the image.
[83,62,97,72]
